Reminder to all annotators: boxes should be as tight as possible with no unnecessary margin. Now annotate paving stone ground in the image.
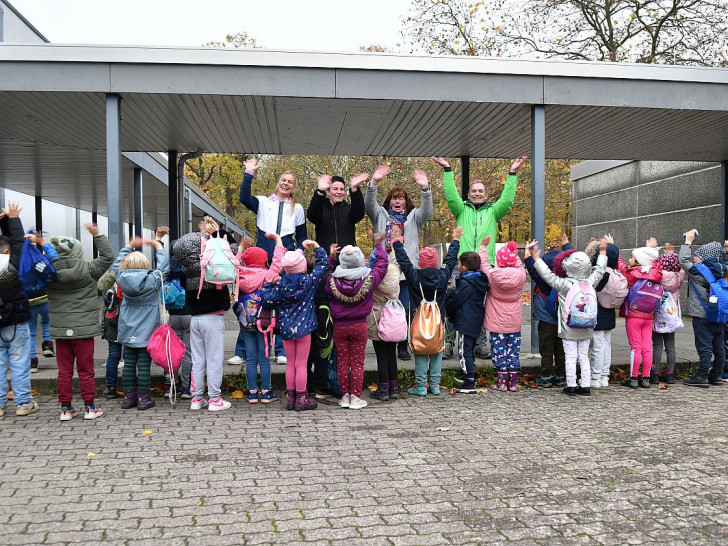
[2,381,728,545]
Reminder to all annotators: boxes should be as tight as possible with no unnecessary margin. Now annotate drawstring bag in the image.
[375,299,408,342]
[408,283,444,355]
[257,307,280,359]
[148,272,186,404]
[18,236,56,296]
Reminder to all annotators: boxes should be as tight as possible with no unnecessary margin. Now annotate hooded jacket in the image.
[478,245,526,334]
[112,247,170,348]
[679,244,728,319]
[617,255,663,320]
[592,243,620,331]
[442,167,517,261]
[367,262,401,341]
[533,251,607,341]
[446,271,489,339]
[394,240,459,321]
[259,246,329,340]
[524,243,574,325]
[172,231,238,316]
[0,217,31,328]
[237,245,285,294]
[326,244,389,326]
[307,188,365,251]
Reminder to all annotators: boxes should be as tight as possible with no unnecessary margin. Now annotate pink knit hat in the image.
[281,250,306,274]
[419,247,439,269]
[496,241,519,268]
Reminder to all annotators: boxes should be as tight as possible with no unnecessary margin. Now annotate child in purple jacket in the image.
[326,233,388,410]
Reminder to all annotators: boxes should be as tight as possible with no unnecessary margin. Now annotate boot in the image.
[286,390,296,411]
[137,392,155,410]
[369,384,389,401]
[294,391,317,411]
[389,380,399,400]
[491,371,507,391]
[397,341,411,361]
[683,374,709,388]
[507,371,518,392]
[649,372,660,385]
[121,391,138,409]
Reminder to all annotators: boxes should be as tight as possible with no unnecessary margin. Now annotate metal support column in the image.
[91,211,98,258]
[34,195,43,232]
[106,94,123,254]
[721,161,728,242]
[185,188,193,234]
[134,167,143,239]
[460,156,470,197]
[168,150,179,240]
[530,105,546,353]
[75,209,81,240]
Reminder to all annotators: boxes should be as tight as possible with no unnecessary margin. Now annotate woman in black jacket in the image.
[306,173,367,251]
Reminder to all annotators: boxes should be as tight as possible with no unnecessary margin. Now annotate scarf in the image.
[384,209,407,253]
[333,266,371,280]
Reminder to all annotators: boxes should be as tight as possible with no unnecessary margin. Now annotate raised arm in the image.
[435,158,465,220]
[409,170,433,228]
[442,232,461,279]
[492,157,526,221]
[369,236,390,286]
[365,164,390,226]
[239,158,261,214]
[349,182,366,224]
[88,225,115,280]
[392,240,414,281]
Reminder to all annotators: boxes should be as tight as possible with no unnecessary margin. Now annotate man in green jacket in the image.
[432,156,528,263]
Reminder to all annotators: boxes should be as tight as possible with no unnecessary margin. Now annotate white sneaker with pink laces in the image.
[208,397,231,412]
[190,397,208,411]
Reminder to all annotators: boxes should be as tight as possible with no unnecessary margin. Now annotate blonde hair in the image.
[278,171,298,214]
[119,251,150,271]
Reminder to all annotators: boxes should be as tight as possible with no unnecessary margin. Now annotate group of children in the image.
[3,197,727,420]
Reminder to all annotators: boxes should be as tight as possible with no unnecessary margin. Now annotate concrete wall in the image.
[572,161,722,255]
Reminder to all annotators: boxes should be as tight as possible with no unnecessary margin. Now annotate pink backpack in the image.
[198,234,240,298]
[375,299,408,342]
[596,267,629,309]
[562,281,598,329]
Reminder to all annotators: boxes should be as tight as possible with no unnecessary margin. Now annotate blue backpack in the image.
[689,263,728,324]
[18,238,56,296]
[234,289,263,330]
[163,279,186,310]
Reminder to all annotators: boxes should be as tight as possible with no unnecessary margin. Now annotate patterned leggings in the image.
[490,332,522,372]
[334,322,368,397]
[122,346,152,393]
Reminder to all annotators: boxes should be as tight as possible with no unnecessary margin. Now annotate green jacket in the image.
[46,235,114,339]
[443,169,517,263]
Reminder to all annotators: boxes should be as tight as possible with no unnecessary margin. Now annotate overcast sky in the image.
[10,0,413,52]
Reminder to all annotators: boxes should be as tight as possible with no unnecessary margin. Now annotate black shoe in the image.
[458,379,477,394]
[659,373,675,385]
[638,377,651,389]
[105,387,119,399]
[649,374,660,385]
[454,372,466,385]
[475,347,491,359]
[622,377,639,389]
[397,344,412,361]
[708,376,724,386]
[562,386,577,396]
[683,376,709,388]
[575,386,591,396]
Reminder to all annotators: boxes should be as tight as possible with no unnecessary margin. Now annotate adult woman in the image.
[239,158,307,260]
[365,164,433,360]
[307,173,367,250]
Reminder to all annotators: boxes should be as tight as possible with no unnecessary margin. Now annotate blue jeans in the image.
[414,353,443,388]
[234,328,247,359]
[275,334,285,358]
[27,302,51,359]
[105,341,123,388]
[0,323,32,406]
[242,329,271,390]
[693,317,726,377]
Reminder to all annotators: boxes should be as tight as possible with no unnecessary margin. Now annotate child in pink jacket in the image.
[235,233,285,404]
[652,248,685,384]
[478,237,527,392]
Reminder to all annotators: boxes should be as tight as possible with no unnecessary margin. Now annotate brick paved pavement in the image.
[2,382,728,544]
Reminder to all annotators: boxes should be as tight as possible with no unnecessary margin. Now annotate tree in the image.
[204,31,260,49]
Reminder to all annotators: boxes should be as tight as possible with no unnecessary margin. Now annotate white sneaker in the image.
[590,379,601,388]
[339,394,351,408]
[0,407,4,417]
[208,397,232,412]
[190,397,208,411]
[600,377,610,388]
[227,355,243,365]
[348,395,368,410]
[16,400,40,416]
[276,356,288,365]
[60,408,76,421]
[83,407,104,420]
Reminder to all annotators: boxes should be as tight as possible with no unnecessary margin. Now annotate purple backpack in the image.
[626,279,664,315]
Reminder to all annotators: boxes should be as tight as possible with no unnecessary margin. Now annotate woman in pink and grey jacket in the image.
[651,248,684,384]
[478,236,527,392]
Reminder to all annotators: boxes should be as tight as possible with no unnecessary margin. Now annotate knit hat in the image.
[242,247,268,268]
[696,241,724,262]
[656,253,681,272]
[631,246,659,273]
[584,240,599,260]
[496,241,519,268]
[418,247,439,269]
[339,245,365,270]
[51,236,84,259]
[281,250,306,274]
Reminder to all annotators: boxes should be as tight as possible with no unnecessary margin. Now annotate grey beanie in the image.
[339,245,365,269]
[696,241,724,261]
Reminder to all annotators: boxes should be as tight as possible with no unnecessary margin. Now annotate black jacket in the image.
[446,272,489,339]
[306,189,365,250]
[394,240,459,321]
[0,216,31,327]
[593,243,620,331]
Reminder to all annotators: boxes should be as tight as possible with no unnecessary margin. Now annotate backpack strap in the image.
[419,282,436,303]
[688,277,710,314]
[197,237,209,299]
[694,263,716,284]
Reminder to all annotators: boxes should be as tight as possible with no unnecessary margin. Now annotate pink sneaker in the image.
[190,397,208,411]
[208,397,231,412]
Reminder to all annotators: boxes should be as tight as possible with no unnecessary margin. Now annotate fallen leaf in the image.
[87,452,97,458]
[436,427,451,432]
[476,378,487,387]
[29,389,38,396]
[449,388,457,395]
[476,388,488,394]
[231,390,244,399]
[368,383,378,391]
[142,430,154,435]
[658,382,668,389]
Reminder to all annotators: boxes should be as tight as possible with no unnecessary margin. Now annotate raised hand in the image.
[604,233,614,244]
[242,236,255,249]
[24,233,38,245]
[84,223,100,237]
[155,225,170,240]
[143,238,163,250]
[599,239,608,255]
[329,243,341,259]
[264,232,282,246]
[203,216,219,235]
[349,173,369,191]
[481,235,492,248]
[530,242,541,261]
[317,174,333,192]
[452,226,464,241]
[685,229,697,244]
[2,200,22,219]
[510,156,528,173]
[243,157,260,172]
[646,236,658,248]
[413,170,429,189]
[128,236,143,249]
[302,239,319,249]
[371,164,391,184]
[430,157,450,169]
[373,232,385,245]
